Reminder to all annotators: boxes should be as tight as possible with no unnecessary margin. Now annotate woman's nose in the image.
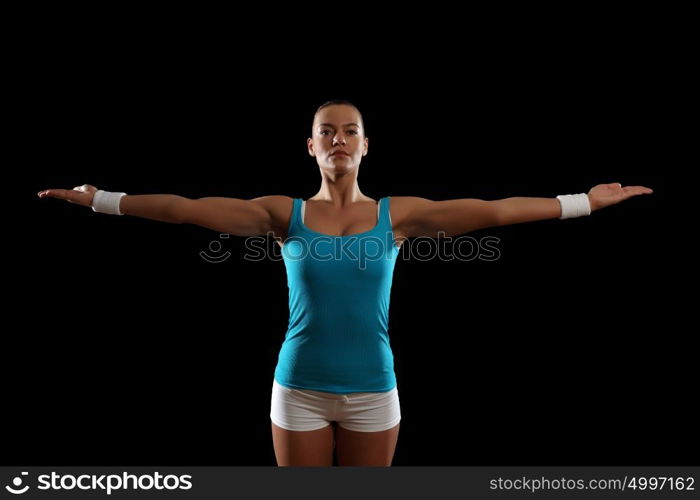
[332,135,347,145]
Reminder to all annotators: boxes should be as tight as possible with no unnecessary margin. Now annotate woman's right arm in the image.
[38,185,293,237]
[169,195,293,237]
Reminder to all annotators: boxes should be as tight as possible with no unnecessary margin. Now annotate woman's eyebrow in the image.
[318,123,360,128]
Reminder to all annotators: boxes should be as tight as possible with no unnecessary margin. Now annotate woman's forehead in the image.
[314,105,362,127]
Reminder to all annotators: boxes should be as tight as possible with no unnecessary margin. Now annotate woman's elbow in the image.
[168,196,193,224]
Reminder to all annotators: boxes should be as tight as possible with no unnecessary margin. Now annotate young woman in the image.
[37,99,653,466]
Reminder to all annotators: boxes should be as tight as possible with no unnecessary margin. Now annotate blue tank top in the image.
[274,197,401,394]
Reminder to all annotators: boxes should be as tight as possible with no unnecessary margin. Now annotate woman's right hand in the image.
[37,184,99,208]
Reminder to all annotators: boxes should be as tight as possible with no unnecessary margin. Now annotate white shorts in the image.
[270,379,401,432]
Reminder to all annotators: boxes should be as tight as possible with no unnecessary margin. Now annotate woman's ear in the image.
[307,137,315,157]
[363,137,369,156]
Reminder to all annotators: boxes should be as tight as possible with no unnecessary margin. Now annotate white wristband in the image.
[92,190,127,215]
[556,193,591,219]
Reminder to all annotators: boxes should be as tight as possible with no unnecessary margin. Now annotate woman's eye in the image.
[319,129,358,136]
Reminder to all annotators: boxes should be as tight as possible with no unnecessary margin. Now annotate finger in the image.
[39,189,65,200]
[37,189,56,198]
[622,186,654,195]
[617,189,653,202]
[38,189,84,203]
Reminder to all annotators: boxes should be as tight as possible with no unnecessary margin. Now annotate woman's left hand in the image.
[588,183,654,211]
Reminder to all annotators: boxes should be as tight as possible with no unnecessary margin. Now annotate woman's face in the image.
[308,105,368,173]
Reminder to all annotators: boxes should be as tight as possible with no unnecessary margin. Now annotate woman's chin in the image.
[324,164,355,174]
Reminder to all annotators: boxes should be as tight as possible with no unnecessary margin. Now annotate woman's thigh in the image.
[335,423,400,466]
[270,380,336,466]
[271,422,335,466]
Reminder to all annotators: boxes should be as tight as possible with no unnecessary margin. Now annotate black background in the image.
[8,9,692,466]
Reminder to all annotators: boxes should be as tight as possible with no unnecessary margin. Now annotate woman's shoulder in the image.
[249,195,295,220]
[385,196,436,232]
[250,195,295,207]
[386,196,432,210]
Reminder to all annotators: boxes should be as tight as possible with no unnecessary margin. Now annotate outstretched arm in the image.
[37,184,292,237]
[392,183,654,238]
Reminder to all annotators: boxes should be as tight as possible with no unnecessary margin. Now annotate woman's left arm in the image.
[496,182,653,226]
[393,183,653,238]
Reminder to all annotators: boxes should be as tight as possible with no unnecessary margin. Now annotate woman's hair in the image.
[314,100,366,134]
